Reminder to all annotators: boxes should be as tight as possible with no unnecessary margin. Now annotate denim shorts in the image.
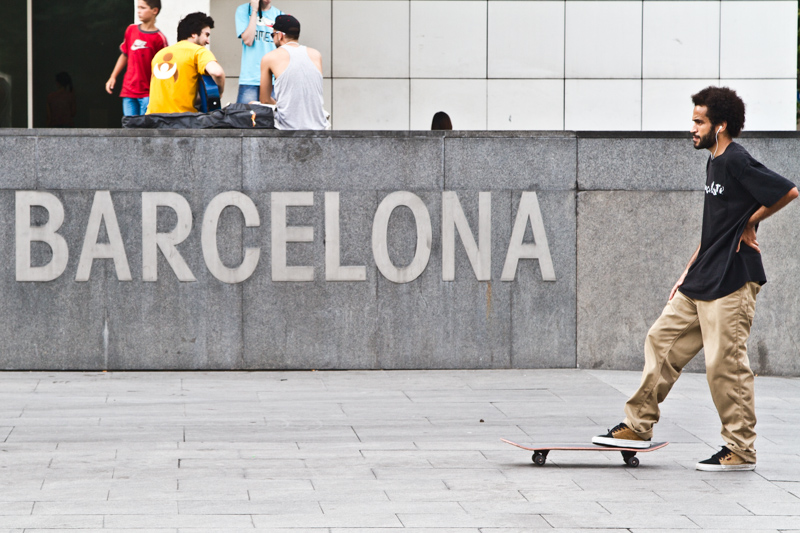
[237,84,260,104]
[122,97,149,116]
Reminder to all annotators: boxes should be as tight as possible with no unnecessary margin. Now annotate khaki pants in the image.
[623,282,760,463]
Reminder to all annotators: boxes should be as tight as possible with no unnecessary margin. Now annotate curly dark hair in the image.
[691,86,746,137]
[177,12,214,41]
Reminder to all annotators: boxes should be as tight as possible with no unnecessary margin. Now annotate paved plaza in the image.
[1,368,800,532]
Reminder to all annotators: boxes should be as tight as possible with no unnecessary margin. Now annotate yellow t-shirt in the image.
[147,41,217,114]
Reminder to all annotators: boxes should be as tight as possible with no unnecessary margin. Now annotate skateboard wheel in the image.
[621,450,639,467]
[532,452,547,466]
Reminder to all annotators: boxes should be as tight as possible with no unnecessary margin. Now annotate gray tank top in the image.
[273,45,328,130]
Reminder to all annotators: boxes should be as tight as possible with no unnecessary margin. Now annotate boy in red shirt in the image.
[105,0,168,116]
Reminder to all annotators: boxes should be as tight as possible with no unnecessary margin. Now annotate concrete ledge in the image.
[1,130,798,374]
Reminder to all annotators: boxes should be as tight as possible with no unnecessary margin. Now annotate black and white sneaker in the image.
[592,422,651,449]
[696,446,755,471]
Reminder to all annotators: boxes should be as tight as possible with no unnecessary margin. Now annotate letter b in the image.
[16,191,69,282]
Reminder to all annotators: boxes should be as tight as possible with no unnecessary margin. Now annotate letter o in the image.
[371,192,432,283]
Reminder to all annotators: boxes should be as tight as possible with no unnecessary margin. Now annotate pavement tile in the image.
[0,488,110,502]
[689,516,800,529]
[386,488,527,502]
[655,489,799,504]
[543,514,699,529]
[521,489,663,503]
[630,530,781,533]
[179,530,328,533]
[334,530,481,533]
[320,501,466,514]
[107,489,250,501]
[42,478,177,492]
[397,513,551,528]
[306,479,447,492]
[177,501,322,515]
[0,502,33,514]
[460,500,609,515]
[32,501,178,515]
[251,514,403,527]
[104,515,255,528]
[24,531,177,533]
[176,478,313,491]
[0,516,105,528]
[372,467,507,481]
[177,458,306,470]
[249,489,390,502]
[601,500,751,516]
[481,530,626,533]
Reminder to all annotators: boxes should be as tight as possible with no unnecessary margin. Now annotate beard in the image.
[693,129,716,150]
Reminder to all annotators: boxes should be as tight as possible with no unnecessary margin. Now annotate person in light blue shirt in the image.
[235,0,283,103]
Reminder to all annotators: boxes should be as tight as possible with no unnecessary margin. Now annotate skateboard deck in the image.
[501,439,669,467]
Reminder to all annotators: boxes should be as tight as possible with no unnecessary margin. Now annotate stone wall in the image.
[1,130,798,374]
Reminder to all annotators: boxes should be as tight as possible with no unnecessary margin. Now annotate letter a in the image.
[76,191,132,281]
[500,192,555,281]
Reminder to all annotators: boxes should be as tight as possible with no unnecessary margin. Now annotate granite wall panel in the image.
[0,135,36,189]
[241,190,380,369]
[577,135,707,191]
[576,191,705,372]
[0,191,107,369]
[0,131,797,374]
[511,190,576,368]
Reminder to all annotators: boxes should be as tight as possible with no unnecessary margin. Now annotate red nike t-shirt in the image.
[119,24,168,98]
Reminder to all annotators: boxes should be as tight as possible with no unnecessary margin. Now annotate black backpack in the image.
[122,103,274,129]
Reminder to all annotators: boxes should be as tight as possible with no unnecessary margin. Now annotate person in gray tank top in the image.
[257,15,328,130]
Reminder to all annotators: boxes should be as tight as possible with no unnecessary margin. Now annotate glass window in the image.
[32,0,131,127]
[0,0,27,128]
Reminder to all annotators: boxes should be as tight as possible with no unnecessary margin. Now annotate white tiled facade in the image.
[199,0,797,130]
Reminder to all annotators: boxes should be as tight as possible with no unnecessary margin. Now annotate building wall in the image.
[155,0,211,50]
[2,129,800,374]
[190,0,800,131]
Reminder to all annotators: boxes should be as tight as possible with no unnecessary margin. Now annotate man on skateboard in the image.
[593,87,798,471]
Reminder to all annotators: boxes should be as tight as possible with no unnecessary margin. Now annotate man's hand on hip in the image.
[737,223,760,253]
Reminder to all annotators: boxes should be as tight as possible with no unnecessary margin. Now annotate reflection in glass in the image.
[32,0,130,127]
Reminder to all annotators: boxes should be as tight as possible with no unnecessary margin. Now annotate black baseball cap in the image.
[272,14,300,35]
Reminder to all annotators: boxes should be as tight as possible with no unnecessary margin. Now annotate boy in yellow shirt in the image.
[147,12,225,114]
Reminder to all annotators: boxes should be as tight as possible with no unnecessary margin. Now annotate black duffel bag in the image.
[122,103,274,129]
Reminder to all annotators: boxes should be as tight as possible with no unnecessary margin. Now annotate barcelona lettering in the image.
[14,190,555,284]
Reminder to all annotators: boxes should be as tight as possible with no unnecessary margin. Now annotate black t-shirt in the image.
[679,142,796,301]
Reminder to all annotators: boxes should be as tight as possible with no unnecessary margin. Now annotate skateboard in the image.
[501,438,669,467]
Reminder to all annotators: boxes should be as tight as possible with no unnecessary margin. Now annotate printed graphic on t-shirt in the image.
[131,39,148,51]
[253,29,275,43]
[153,53,178,81]
[254,16,275,43]
[257,15,275,26]
[705,182,724,196]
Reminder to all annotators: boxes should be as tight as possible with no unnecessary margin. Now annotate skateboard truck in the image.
[531,448,639,467]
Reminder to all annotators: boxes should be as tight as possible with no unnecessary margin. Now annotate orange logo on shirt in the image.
[153,53,178,81]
